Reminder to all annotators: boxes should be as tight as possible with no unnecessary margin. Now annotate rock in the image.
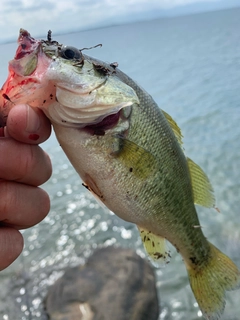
[45,246,159,320]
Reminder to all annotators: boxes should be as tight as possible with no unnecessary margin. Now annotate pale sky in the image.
[0,0,239,43]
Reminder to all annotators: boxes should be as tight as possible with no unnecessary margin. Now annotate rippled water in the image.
[0,8,240,320]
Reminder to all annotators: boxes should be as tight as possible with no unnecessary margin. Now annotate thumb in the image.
[5,104,51,144]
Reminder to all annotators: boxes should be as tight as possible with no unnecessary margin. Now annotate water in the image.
[0,8,240,320]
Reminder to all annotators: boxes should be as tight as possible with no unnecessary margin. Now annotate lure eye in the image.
[60,46,82,60]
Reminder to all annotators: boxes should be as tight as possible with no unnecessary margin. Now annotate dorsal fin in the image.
[162,110,184,148]
[187,157,215,208]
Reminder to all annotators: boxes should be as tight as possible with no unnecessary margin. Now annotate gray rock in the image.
[45,246,159,320]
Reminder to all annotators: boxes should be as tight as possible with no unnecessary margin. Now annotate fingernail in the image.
[28,133,40,140]
[26,105,40,133]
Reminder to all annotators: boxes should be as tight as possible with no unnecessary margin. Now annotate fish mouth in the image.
[0,29,53,128]
[14,29,41,60]
[0,29,39,128]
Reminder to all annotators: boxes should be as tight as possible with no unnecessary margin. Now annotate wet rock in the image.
[45,246,159,320]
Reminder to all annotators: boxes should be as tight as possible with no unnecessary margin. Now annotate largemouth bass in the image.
[0,29,239,320]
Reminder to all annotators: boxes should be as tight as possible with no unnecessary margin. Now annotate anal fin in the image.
[137,226,171,267]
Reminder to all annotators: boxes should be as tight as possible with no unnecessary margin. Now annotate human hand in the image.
[0,104,52,271]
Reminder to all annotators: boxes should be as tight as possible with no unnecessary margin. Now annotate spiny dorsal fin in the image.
[187,157,215,208]
[137,226,171,267]
[162,110,184,148]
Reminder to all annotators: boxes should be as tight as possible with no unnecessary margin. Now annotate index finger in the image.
[0,138,52,186]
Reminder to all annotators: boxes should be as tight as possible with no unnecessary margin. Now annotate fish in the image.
[0,29,239,320]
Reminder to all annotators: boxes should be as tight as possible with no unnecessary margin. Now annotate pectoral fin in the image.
[110,134,158,179]
[137,226,171,267]
[187,157,215,208]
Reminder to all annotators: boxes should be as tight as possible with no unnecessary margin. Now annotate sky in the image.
[0,0,240,43]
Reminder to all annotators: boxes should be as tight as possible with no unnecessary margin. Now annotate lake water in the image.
[0,7,240,320]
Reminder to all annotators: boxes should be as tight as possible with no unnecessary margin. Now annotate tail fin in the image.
[187,242,240,320]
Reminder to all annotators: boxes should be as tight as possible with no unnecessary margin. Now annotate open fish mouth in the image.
[14,29,41,61]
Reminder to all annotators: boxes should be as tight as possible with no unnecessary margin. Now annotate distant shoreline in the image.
[0,6,239,46]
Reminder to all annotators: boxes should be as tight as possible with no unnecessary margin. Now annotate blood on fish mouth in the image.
[15,29,39,60]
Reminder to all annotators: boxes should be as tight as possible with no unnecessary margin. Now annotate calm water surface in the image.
[0,8,240,320]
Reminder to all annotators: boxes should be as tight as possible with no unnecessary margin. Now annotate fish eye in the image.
[60,46,82,60]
